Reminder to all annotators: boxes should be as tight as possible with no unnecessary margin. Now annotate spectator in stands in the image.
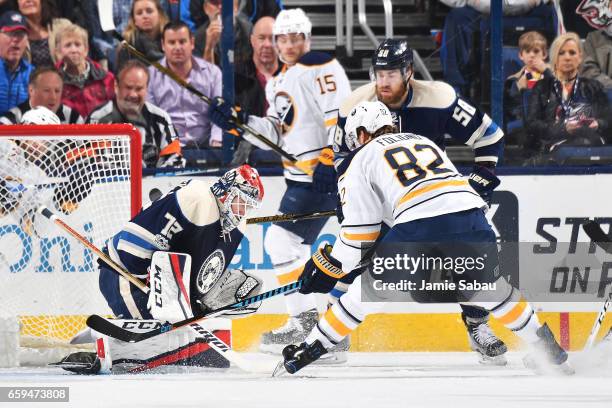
[0,65,83,124]
[17,0,71,67]
[578,3,612,90]
[87,60,185,168]
[232,15,278,165]
[0,11,33,114]
[526,32,610,160]
[504,31,549,129]
[194,0,251,66]
[439,0,553,95]
[54,23,115,118]
[148,21,222,148]
[115,0,168,71]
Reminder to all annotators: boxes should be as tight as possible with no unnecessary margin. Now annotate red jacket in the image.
[58,59,115,118]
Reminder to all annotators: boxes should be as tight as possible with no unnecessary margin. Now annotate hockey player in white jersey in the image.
[277,101,572,375]
[56,165,265,374]
[209,8,352,357]
[333,39,508,365]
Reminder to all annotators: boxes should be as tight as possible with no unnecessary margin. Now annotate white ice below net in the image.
[0,350,611,407]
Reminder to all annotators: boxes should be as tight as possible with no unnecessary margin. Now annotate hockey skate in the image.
[260,309,318,355]
[523,323,574,375]
[273,340,328,376]
[50,352,101,375]
[316,336,349,364]
[462,313,508,366]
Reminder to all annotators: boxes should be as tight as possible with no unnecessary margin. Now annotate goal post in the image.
[0,124,142,364]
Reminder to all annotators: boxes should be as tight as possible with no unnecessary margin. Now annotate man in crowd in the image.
[0,11,33,114]
[0,66,83,124]
[87,60,185,169]
[148,21,223,148]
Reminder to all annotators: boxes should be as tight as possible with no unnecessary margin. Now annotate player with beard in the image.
[87,60,185,168]
[332,39,508,365]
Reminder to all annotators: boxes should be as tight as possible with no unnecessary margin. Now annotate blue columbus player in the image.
[57,165,265,373]
[332,39,508,365]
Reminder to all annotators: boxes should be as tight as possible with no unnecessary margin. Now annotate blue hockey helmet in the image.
[370,38,414,81]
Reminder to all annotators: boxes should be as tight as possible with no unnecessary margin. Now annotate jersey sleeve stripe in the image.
[123,222,159,246]
[342,231,380,241]
[324,117,338,127]
[474,155,500,163]
[473,127,504,149]
[117,240,154,259]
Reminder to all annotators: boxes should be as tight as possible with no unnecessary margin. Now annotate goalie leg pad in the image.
[196,268,262,316]
[147,251,193,323]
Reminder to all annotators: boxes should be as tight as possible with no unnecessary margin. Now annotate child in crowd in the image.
[504,31,550,128]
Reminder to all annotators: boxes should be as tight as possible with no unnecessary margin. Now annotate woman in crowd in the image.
[55,23,115,117]
[526,32,610,160]
[115,0,169,71]
[18,0,70,67]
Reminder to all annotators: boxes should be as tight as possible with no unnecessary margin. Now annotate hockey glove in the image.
[335,193,344,224]
[209,96,249,135]
[468,165,500,207]
[299,244,346,294]
[312,147,337,194]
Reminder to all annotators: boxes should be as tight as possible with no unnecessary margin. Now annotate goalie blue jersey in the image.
[102,179,242,303]
[334,80,504,165]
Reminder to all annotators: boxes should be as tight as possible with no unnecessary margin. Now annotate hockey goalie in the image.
[56,165,265,374]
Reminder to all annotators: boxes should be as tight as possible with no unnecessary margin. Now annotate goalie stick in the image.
[39,206,281,372]
[86,279,303,343]
[582,221,612,349]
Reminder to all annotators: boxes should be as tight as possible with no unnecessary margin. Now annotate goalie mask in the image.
[344,101,395,151]
[576,0,612,35]
[211,165,264,234]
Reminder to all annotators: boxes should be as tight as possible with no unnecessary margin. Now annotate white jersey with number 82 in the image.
[333,132,486,272]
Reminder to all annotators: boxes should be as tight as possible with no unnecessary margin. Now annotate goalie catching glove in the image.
[299,244,346,294]
[196,268,262,316]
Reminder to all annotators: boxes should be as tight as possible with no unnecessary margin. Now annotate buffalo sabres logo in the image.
[576,0,612,30]
[274,91,296,132]
[197,250,225,295]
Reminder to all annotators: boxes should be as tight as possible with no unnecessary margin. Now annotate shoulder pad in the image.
[339,82,377,116]
[409,80,457,109]
[298,51,334,66]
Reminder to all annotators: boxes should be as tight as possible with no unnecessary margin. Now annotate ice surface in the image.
[0,351,611,408]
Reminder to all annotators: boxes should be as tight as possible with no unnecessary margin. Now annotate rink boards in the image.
[2,173,611,350]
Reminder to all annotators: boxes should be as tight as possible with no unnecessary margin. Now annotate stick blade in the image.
[583,221,612,254]
[97,0,116,33]
[86,315,137,343]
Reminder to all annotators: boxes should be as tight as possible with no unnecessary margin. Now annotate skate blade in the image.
[272,360,288,377]
[313,351,348,365]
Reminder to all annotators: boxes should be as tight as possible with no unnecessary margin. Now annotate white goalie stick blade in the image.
[97,0,116,32]
[188,323,277,374]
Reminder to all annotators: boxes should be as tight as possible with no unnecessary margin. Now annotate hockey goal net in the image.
[0,124,141,365]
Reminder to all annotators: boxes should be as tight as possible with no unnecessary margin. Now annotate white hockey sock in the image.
[488,288,541,344]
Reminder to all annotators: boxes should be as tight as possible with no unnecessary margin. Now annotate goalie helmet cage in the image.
[0,124,142,365]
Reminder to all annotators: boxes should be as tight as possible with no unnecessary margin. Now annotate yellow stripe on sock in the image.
[323,308,353,337]
[276,265,304,285]
[497,299,527,325]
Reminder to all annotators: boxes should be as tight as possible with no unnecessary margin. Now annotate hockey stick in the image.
[37,206,149,293]
[582,221,612,348]
[246,210,336,225]
[86,279,303,343]
[96,0,313,176]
